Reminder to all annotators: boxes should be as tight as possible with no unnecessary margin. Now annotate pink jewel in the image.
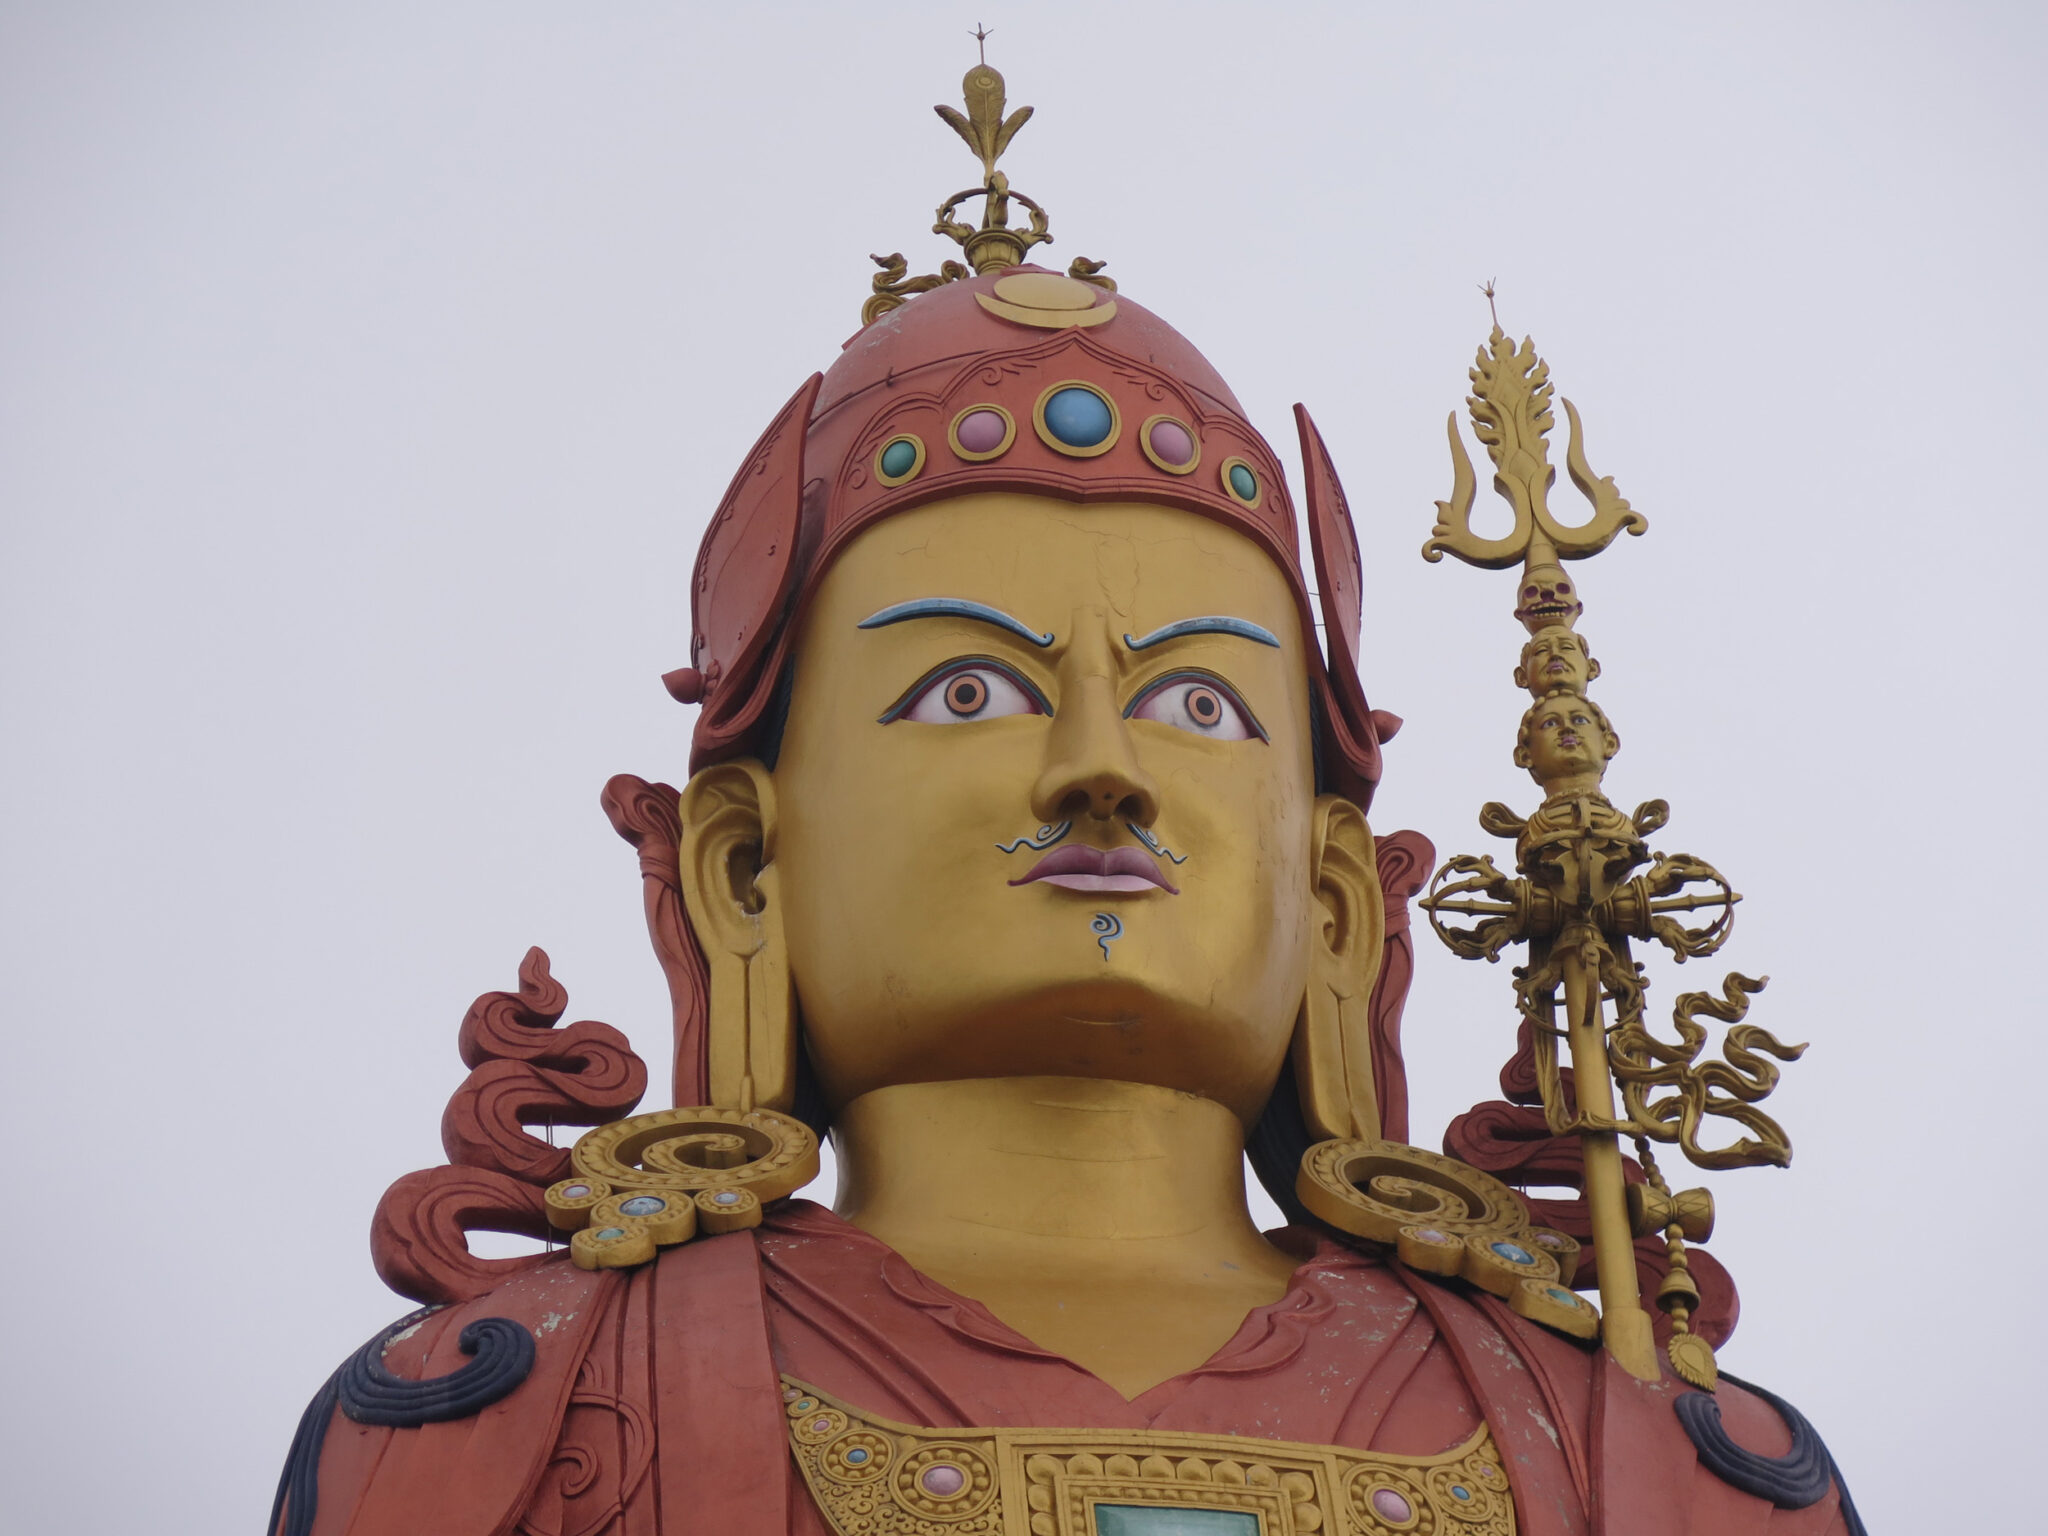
[811,1417,832,1432]
[783,1388,800,1401]
[955,410,1008,454]
[1415,1229,1453,1244]
[1370,1486,1414,1523]
[1147,419,1195,466]
[920,1464,966,1497]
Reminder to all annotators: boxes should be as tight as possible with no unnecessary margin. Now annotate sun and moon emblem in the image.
[975,271,1117,329]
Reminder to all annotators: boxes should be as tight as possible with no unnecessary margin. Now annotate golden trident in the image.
[1418,308,1806,1389]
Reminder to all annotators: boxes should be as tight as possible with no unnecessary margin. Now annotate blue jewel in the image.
[620,1196,666,1216]
[1491,1241,1535,1265]
[713,1190,741,1205]
[1548,1286,1579,1304]
[1228,462,1258,500]
[1043,387,1114,447]
[1452,1485,1472,1501]
[845,1448,870,1464]
[594,1227,626,1240]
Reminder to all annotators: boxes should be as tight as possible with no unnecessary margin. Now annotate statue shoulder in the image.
[1671,1372,1867,1535]
[271,1231,796,1536]
[269,1257,617,1536]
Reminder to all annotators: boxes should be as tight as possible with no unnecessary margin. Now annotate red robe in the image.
[299,1201,1853,1536]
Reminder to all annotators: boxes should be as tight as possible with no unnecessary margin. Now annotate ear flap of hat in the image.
[1295,404,1387,804]
[669,372,824,751]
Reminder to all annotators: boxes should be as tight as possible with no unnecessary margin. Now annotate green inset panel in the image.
[1092,1505,1261,1536]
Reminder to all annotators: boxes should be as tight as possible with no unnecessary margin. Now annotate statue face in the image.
[1521,694,1614,786]
[1515,627,1597,697]
[770,495,1318,1124]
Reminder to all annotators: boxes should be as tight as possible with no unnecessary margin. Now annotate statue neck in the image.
[1539,771,1608,801]
[830,1076,1299,1397]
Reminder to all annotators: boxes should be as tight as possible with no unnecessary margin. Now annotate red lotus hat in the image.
[663,69,1395,809]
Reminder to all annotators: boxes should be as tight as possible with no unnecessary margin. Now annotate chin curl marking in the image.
[1090,912,1122,961]
[997,821,1070,854]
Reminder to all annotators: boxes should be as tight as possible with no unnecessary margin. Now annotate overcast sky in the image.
[4,4,2041,1531]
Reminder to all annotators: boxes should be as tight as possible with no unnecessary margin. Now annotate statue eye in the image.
[884,659,1049,725]
[1127,671,1264,742]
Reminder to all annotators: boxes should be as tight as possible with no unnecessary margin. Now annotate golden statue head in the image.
[1514,625,1600,698]
[1513,691,1619,796]
[658,269,1401,1204]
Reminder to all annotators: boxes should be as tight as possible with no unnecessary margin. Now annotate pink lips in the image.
[1010,845,1179,895]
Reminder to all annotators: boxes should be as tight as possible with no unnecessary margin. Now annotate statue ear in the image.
[1292,795,1388,1142]
[676,760,796,1113]
[1512,661,1533,690]
[1585,655,1602,682]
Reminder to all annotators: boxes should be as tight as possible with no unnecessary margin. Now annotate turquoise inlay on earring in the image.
[1122,616,1281,651]
[857,598,1054,648]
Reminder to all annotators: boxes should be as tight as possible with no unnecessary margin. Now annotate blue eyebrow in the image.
[857,598,1054,647]
[1122,616,1281,651]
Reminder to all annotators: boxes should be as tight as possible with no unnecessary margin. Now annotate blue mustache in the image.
[994,819,1188,866]
[996,821,1071,854]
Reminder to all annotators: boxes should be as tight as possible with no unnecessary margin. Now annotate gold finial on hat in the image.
[862,50,1112,325]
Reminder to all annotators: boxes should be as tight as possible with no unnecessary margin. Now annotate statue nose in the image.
[1030,673,1161,826]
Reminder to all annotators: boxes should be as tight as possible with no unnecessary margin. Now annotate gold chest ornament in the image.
[782,1377,1515,1536]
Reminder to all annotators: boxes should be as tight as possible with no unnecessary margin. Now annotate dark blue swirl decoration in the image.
[267,1370,339,1536]
[339,1310,536,1425]
[267,1308,537,1536]
[1675,1371,1865,1535]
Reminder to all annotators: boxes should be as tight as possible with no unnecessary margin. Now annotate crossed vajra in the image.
[1420,796,1807,1173]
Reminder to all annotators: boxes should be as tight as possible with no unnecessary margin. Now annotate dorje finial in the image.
[862,52,1115,326]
